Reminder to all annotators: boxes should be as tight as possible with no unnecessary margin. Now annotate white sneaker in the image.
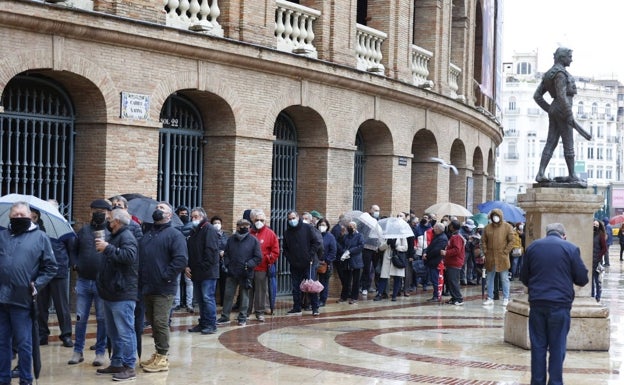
[361,289,368,295]
[483,298,494,305]
[502,299,509,306]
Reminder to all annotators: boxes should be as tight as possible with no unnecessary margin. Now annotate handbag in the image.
[317,261,328,274]
[391,250,406,269]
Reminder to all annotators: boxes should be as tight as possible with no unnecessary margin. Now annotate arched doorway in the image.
[158,94,204,210]
[352,132,365,210]
[0,75,75,219]
[271,112,298,295]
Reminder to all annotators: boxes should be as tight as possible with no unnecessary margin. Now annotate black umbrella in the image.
[117,194,183,227]
[31,290,41,380]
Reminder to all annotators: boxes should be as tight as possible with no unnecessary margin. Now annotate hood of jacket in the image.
[488,208,504,225]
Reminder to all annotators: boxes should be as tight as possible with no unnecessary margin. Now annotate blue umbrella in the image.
[477,201,525,223]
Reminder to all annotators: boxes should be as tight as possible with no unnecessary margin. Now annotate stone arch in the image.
[411,129,439,215]
[487,147,496,200]
[472,147,486,209]
[356,119,393,215]
[449,139,468,206]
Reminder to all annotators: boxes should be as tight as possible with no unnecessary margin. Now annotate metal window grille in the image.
[158,94,204,210]
[271,112,297,296]
[352,133,365,210]
[0,75,75,220]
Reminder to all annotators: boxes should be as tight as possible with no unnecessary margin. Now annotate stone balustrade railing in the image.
[356,24,386,73]
[275,0,321,58]
[449,63,465,101]
[411,44,433,88]
[163,0,223,37]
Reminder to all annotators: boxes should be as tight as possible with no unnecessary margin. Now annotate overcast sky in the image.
[502,0,624,81]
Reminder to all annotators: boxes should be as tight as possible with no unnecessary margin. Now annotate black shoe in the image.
[173,305,181,311]
[201,327,217,335]
[216,316,231,326]
[319,301,326,307]
[381,293,388,299]
[89,344,96,351]
[373,295,383,301]
[61,336,74,348]
[96,365,125,375]
[186,306,195,313]
[391,297,397,302]
[112,366,136,382]
[188,325,202,333]
[39,338,48,346]
[426,297,438,302]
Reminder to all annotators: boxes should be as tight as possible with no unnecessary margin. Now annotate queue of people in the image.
[2,196,605,385]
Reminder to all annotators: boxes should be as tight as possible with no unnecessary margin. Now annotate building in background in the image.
[499,51,622,214]
[1,0,503,293]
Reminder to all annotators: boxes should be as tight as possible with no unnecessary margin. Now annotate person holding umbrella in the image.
[0,201,57,385]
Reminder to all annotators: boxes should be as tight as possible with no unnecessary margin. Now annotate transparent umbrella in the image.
[378,217,414,239]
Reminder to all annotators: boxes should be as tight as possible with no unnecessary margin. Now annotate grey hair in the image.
[433,222,446,232]
[191,207,206,218]
[110,195,128,208]
[250,208,265,218]
[111,209,131,225]
[546,222,566,237]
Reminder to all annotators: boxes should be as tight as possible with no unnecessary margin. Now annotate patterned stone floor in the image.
[34,256,624,385]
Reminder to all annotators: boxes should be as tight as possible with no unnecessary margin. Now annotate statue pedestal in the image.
[504,187,610,351]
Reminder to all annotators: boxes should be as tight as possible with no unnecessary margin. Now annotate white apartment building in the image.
[498,51,621,204]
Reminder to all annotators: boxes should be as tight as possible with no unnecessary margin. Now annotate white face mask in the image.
[213,223,222,231]
[192,219,201,227]
[492,216,500,223]
[318,225,327,233]
[255,220,264,230]
[303,219,310,224]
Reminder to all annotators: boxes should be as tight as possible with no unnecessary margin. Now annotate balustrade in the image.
[163,0,223,37]
[355,24,386,73]
[275,0,320,58]
[411,44,433,88]
[449,63,465,101]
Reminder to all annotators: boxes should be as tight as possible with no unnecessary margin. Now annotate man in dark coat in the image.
[282,211,322,315]
[186,207,220,334]
[520,223,588,385]
[0,202,57,385]
[218,219,262,326]
[94,209,139,381]
[138,202,187,373]
[423,222,448,302]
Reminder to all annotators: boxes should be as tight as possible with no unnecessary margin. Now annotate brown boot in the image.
[142,353,169,373]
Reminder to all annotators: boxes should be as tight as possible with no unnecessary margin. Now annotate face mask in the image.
[10,217,31,234]
[303,219,310,224]
[288,219,298,227]
[347,228,354,234]
[318,225,327,233]
[213,223,222,231]
[492,216,500,223]
[255,221,265,230]
[92,212,107,225]
[238,227,249,234]
[179,215,189,224]
[152,209,165,222]
[192,219,201,227]
[372,211,380,218]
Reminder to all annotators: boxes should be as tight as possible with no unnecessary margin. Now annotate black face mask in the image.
[152,209,165,222]
[92,212,107,225]
[238,227,249,234]
[347,228,354,235]
[179,215,189,224]
[420,219,427,226]
[10,217,32,234]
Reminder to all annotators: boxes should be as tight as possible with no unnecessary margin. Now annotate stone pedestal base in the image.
[505,187,610,351]
[504,296,610,351]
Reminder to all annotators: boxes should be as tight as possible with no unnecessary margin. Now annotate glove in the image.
[340,251,350,261]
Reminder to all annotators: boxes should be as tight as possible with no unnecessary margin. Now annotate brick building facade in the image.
[0,0,502,234]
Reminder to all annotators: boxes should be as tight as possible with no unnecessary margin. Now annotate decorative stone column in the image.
[504,187,610,351]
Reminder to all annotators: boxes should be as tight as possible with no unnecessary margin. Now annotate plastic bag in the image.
[300,279,324,293]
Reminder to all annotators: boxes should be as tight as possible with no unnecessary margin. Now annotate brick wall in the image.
[94,0,164,24]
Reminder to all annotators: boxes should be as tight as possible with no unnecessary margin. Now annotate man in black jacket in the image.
[186,207,220,334]
[423,222,448,302]
[282,211,322,316]
[138,202,187,373]
[218,219,262,326]
[94,209,139,381]
[68,199,112,367]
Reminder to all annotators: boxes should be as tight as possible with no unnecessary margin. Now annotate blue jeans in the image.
[74,277,107,355]
[290,266,319,311]
[486,270,510,300]
[529,305,571,385]
[102,300,136,369]
[174,273,194,308]
[0,304,32,384]
[195,279,217,329]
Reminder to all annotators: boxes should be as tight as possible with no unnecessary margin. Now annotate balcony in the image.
[275,0,321,58]
[355,24,386,73]
[504,108,519,115]
[527,108,541,116]
[449,63,465,102]
[411,44,433,88]
[577,113,588,120]
[164,0,224,37]
[504,129,519,137]
[504,153,520,160]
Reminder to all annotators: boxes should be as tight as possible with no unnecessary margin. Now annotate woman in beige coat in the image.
[481,208,515,306]
[373,237,408,301]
